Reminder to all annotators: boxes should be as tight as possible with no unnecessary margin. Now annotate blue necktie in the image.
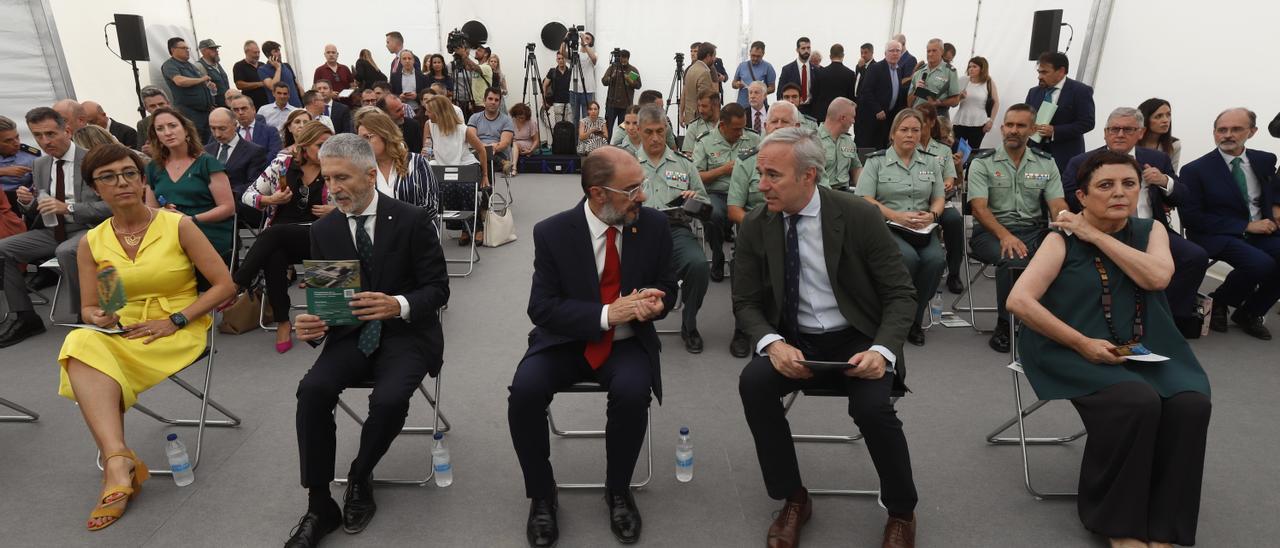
[783,215,801,339]
[1043,88,1055,103]
[889,66,900,106]
[352,215,381,356]
[324,104,331,117]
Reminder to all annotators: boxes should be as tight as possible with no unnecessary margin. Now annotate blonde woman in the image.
[423,95,489,244]
[73,125,119,151]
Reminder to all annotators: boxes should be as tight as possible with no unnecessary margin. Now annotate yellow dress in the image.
[58,210,212,409]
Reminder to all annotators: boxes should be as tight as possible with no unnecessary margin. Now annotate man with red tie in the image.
[778,37,820,118]
[508,146,678,547]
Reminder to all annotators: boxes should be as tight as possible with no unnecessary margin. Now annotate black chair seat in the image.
[800,387,846,398]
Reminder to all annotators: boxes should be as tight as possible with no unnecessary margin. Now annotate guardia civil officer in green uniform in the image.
[906,39,962,119]
[615,105,644,157]
[636,104,711,353]
[779,83,819,134]
[680,91,721,154]
[968,103,1068,353]
[818,97,863,190]
[693,103,761,283]
[916,103,965,294]
[725,101,802,357]
[857,108,947,346]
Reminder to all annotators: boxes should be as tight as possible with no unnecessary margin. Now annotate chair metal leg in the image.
[655,281,684,335]
[333,376,447,486]
[446,187,482,278]
[551,408,652,490]
[951,257,997,333]
[781,391,878,498]
[0,397,39,422]
[985,368,1083,500]
[47,273,62,324]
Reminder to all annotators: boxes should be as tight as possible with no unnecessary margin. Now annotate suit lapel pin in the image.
[631,226,637,234]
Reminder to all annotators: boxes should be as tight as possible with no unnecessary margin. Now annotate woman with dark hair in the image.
[144,107,235,263]
[424,53,455,95]
[280,109,313,156]
[509,102,539,176]
[353,48,387,90]
[952,56,998,150]
[59,143,234,531]
[1137,98,1182,171]
[1009,150,1210,548]
[577,100,608,155]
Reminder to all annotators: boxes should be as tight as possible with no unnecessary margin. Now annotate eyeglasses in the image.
[92,169,142,186]
[1104,127,1141,135]
[599,184,644,200]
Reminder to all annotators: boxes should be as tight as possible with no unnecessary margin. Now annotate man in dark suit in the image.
[82,101,139,150]
[1063,107,1209,337]
[313,80,352,134]
[230,94,283,160]
[853,43,875,100]
[375,96,422,156]
[206,108,269,227]
[735,128,919,547]
[0,107,110,346]
[1025,51,1095,176]
[777,37,820,118]
[507,146,677,547]
[1181,108,1280,340]
[811,44,856,122]
[286,134,449,547]
[892,33,917,82]
[854,40,907,149]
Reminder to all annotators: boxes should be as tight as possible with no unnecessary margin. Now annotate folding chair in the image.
[782,388,884,498]
[38,258,62,323]
[332,373,452,486]
[0,397,39,422]
[485,143,515,207]
[984,313,1084,500]
[547,381,653,490]
[432,164,482,278]
[951,154,999,332]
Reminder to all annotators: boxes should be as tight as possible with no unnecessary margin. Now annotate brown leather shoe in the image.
[766,491,812,548]
[881,513,916,548]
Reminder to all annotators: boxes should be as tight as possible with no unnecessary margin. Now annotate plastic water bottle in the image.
[36,188,59,228]
[165,433,195,486]
[675,427,693,482]
[930,290,944,325]
[431,432,453,487]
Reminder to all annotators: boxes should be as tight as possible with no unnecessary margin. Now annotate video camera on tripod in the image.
[610,48,623,66]
[447,29,470,56]
[562,24,585,49]
[674,52,685,72]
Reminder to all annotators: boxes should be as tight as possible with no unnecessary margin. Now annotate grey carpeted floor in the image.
[1,173,1276,547]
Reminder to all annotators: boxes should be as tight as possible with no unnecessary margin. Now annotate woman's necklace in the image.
[112,208,156,247]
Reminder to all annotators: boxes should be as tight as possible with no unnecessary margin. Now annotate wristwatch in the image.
[66,202,76,215]
[169,312,189,328]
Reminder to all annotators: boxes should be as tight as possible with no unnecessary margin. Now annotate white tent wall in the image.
[0,1,65,143]
[749,0,893,82]
[288,0,439,93]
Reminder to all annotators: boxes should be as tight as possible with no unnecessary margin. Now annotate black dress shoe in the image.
[1174,316,1203,339]
[907,324,926,346]
[1231,309,1272,340]
[342,478,377,534]
[284,502,341,548]
[1209,299,1228,333]
[729,329,751,358]
[989,319,1011,353]
[0,316,45,348]
[681,328,704,354]
[526,496,559,548]
[946,272,964,294]
[605,489,642,544]
[710,255,725,283]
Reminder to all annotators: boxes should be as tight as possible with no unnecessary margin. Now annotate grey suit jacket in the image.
[732,186,917,391]
[21,146,110,230]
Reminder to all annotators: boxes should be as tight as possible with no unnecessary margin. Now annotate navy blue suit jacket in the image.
[522,202,679,401]
[1063,146,1181,225]
[247,116,283,161]
[328,101,352,134]
[777,60,819,100]
[853,59,906,144]
[1025,78,1095,174]
[205,138,268,196]
[1180,148,1280,253]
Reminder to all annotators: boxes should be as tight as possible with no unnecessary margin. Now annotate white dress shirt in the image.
[1127,148,1174,219]
[216,134,241,160]
[375,164,399,197]
[1220,149,1262,221]
[755,189,897,367]
[583,200,634,341]
[344,191,411,320]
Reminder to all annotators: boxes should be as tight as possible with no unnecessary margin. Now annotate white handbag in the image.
[482,192,517,247]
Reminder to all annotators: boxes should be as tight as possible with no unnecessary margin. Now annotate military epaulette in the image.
[973,149,997,159]
[803,115,818,123]
[917,148,937,157]
[19,144,41,156]
[693,130,712,143]
[1029,147,1053,160]
[738,147,759,160]
[744,127,760,135]
[865,149,888,158]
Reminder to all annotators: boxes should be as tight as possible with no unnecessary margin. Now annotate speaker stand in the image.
[130,60,145,119]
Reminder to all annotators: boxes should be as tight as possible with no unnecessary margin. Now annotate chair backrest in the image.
[430,164,483,185]
[856,147,879,164]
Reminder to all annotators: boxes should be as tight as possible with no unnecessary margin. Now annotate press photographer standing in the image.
[567,32,598,123]
[601,49,641,140]
[450,35,493,116]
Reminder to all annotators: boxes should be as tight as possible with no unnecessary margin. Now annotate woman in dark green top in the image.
[143,108,235,262]
[1008,151,1210,547]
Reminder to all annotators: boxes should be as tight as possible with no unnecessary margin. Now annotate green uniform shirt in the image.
[856,148,945,213]
[681,118,717,153]
[727,147,764,211]
[967,146,1064,229]
[692,128,761,194]
[818,129,863,190]
[612,118,678,149]
[617,134,643,156]
[922,139,957,180]
[639,147,708,209]
[800,115,819,134]
[908,62,961,107]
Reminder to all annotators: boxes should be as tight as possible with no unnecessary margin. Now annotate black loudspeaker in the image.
[1028,9,1062,61]
[114,14,149,62]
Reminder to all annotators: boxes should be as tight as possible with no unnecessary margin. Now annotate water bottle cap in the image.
[166,433,177,441]
[433,432,444,440]
[679,426,689,435]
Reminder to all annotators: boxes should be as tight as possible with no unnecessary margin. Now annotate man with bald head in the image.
[893,33,917,78]
[820,97,862,190]
[313,44,354,103]
[508,145,677,547]
[205,107,268,226]
[1181,107,1280,339]
[51,99,86,133]
[855,40,907,149]
[82,101,138,150]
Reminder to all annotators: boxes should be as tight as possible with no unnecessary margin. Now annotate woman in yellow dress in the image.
[58,143,234,531]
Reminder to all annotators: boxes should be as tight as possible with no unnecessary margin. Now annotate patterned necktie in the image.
[352,215,381,356]
[584,227,621,369]
[783,215,801,339]
[754,111,762,133]
[241,126,252,141]
[1231,157,1251,212]
[217,143,229,164]
[53,159,67,242]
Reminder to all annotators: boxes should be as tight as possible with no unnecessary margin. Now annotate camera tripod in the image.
[521,46,553,143]
[666,54,686,140]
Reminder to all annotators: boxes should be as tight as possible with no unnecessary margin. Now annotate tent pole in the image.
[1076,0,1114,87]
[889,0,906,38]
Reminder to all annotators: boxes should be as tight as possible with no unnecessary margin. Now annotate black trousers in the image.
[1071,382,1211,545]
[295,330,430,488]
[233,222,311,320]
[508,339,653,498]
[1166,229,1209,320]
[738,328,918,516]
[604,106,626,141]
[952,124,987,150]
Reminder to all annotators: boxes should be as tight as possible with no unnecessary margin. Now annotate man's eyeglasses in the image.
[92,169,142,186]
[599,184,643,200]
[1104,127,1141,136]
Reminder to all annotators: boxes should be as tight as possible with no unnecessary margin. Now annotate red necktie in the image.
[242,126,251,141]
[585,227,620,369]
[800,64,808,102]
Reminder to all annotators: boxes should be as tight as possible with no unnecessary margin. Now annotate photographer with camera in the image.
[559,31,598,123]
[448,30,493,115]
[601,49,640,140]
